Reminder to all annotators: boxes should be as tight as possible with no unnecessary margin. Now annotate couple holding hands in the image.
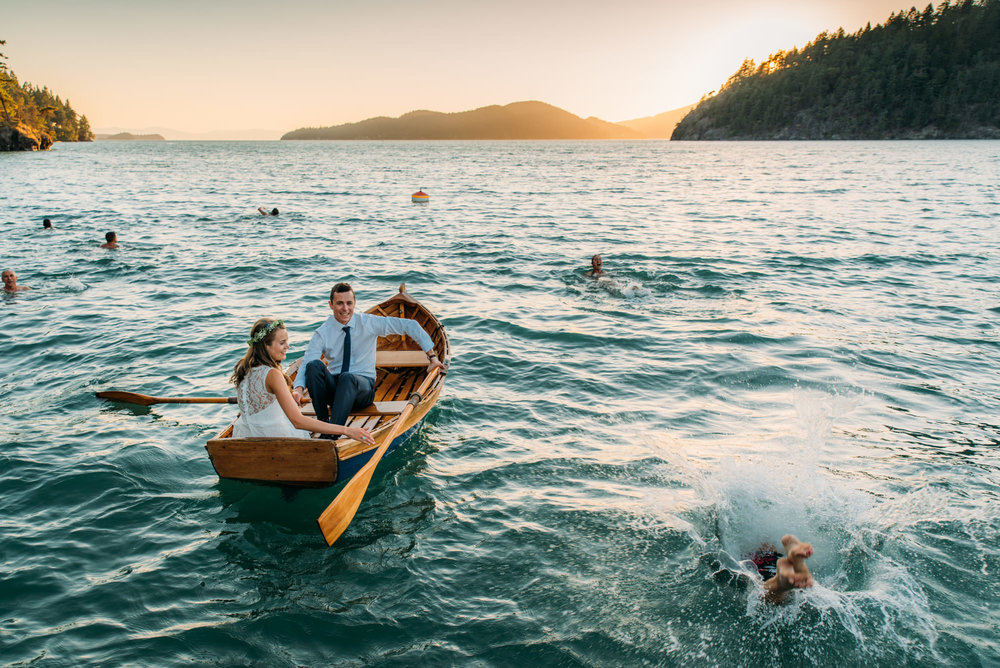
[230,282,446,444]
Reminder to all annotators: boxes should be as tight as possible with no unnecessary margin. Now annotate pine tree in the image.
[77,114,93,141]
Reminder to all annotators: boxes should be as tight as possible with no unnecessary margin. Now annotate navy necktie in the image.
[340,326,351,375]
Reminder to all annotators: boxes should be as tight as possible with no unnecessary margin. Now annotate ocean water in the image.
[1,139,999,666]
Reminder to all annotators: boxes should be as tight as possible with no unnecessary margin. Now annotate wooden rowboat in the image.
[205,284,448,487]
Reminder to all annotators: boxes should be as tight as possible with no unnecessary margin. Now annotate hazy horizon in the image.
[91,100,695,140]
[6,0,910,138]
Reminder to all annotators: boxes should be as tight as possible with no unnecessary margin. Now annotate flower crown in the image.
[247,319,284,345]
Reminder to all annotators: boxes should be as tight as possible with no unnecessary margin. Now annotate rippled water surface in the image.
[2,140,999,666]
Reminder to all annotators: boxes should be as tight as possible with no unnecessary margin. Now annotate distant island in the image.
[283,101,650,140]
[673,0,1000,140]
[95,132,165,141]
[1,39,94,151]
[93,127,281,140]
[618,105,696,138]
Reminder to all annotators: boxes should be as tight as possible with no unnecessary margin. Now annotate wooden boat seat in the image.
[293,350,426,378]
[350,401,408,416]
[375,350,430,367]
[303,400,408,417]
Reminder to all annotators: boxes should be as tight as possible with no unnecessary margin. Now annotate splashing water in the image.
[653,391,946,662]
[596,275,651,299]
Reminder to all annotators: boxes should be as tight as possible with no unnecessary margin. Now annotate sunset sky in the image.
[4,0,912,138]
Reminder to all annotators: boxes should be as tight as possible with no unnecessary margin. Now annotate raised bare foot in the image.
[781,534,812,557]
[780,534,814,588]
[774,557,796,588]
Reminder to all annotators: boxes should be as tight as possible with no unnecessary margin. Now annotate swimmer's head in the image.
[42,218,52,229]
[591,254,603,270]
[105,231,117,243]
[271,208,279,215]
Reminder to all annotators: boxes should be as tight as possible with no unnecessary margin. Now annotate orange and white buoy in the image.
[411,189,429,203]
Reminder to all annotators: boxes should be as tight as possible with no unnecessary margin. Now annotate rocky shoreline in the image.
[0,122,54,151]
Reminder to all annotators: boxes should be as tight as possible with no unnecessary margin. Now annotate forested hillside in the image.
[672,0,1000,139]
[1,39,93,150]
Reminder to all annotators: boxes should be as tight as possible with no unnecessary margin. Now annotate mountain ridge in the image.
[282,101,647,140]
[618,105,696,138]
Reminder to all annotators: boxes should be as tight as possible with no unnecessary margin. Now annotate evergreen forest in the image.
[1,39,93,150]
[672,0,1000,139]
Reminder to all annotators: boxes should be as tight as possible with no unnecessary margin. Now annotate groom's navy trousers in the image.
[304,359,375,430]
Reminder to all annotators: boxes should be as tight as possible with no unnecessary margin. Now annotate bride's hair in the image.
[231,317,292,389]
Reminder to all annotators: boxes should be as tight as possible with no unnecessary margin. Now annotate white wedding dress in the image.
[233,365,311,439]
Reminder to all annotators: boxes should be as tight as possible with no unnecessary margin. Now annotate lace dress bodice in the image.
[236,366,277,417]
[233,365,310,439]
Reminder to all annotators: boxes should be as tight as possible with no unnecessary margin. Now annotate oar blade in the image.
[317,468,377,545]
[95,390,157,406]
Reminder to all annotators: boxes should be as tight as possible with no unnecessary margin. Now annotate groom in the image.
[294,282,445,433]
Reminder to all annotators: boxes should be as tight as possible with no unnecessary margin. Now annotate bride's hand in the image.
[349,426,375,445]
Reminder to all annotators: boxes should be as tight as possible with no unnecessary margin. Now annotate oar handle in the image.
[157,397,237,404]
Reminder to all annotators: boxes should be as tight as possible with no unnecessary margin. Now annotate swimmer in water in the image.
[749,534,815,604]
[586,254,606,278]
[2,269,31,292]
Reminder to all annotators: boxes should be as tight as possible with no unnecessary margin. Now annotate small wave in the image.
[691,283,729,297]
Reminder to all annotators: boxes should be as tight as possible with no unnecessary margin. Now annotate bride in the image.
[231,317,375,443]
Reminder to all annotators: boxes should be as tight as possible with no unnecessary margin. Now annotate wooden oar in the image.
[97,390,408,418]
[317,366,441,546]
[96,391,237,406]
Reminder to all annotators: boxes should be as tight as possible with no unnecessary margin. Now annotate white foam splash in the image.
[596,275,651,299]
[648,391,944,660]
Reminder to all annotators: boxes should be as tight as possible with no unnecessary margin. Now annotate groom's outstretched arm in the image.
[372,315,435,353]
